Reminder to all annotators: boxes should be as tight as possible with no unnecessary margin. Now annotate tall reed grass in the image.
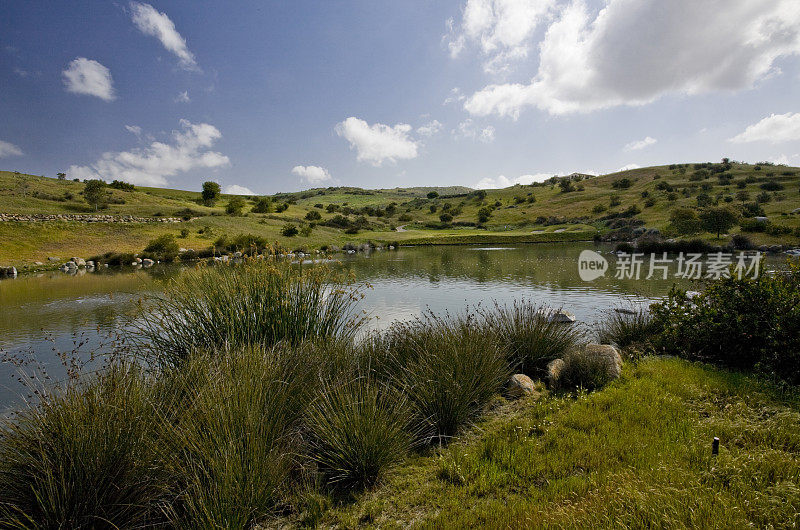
[597,306,658,353]
[479,301,581,376]
[133,261,365,366]
[0,364,166,528]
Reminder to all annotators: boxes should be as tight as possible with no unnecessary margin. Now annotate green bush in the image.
[143,234,180,262]
[252,197,272,213]
[225,196,246,215]
[281,223,299,237]
[304,378,413,491]
[0,365,165,528]
[651,263,800,384]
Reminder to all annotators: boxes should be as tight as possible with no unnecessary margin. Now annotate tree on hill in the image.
[56,172,66,180]
[700,207,739,238]
[225,196,246,215]
[202,181,221,206]
[252,196,272,213]
[83,179,108,210]
[669,208,701,235]
[426,191,439,199]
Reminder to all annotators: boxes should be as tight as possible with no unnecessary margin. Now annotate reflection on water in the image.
[0,243,784,410]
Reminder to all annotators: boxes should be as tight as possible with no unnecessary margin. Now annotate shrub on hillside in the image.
[143,234,180,262]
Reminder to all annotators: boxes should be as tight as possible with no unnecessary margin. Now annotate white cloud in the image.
[729,112,800,144]
[67,119,229,187]
[291,165,332,185]
[124,125,142,136]
[475,172,552,189]
[455,119,496,143]
[443,87,466,105]
[416,120,443,137]
[624,136,657,151]
[446,0,556,73]
[0,140,23,158]
[463,0,800,117]
[769,153,799,165]
[335,117,419,166]
[616,164,641,172]
[224,184,254,195]
[130,2,198,71]
[175,90,191,103]
[62,58,115,101]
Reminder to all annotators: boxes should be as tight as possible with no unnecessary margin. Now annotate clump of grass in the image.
[0,364,165,528]
[133,261,365,366]
[552,344,623,391]
[597,306,659,355]
[377,314,510,443]
[160,345,315,528]
[480,301,581,377]
[304,377,414,492]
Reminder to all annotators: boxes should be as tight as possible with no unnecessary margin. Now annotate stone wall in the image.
[0,213,185,223]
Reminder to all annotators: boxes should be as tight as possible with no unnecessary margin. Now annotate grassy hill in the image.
[1,160,799,268]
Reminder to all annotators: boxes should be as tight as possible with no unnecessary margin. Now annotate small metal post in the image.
[712,437,719,455]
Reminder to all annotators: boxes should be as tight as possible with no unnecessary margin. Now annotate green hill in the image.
[1,160,799,268]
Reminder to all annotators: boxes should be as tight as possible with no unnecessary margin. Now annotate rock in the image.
[546,359,565,389]
[33,261,43,266]
[47,256,60,262]
[135,257,142,264]
[754,216,769,223]
[0,266,17,278]
[388,245,395,250]
[65,261,78,270]
[540,308,576,323]
[142,258,154,267]
[506,374,538,399]
[233,251,243,258]
[583,344,623,380]
[785,249,800,256]
[130,261,139,266]
[71,257,86,267]
[85,261,95,268]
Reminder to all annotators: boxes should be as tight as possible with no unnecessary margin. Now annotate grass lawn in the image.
[308,357,800,528]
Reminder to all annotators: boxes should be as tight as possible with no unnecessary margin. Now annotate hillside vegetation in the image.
[2,160,800,267]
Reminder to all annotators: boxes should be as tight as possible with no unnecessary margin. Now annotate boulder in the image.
[546,359,565,388]
[85,261,95,268]
[583,343,623,380]
[71,257,86,267]
[142,258,154,267]
[506,374,538,399]
[33,261,43,266]
[0,266,17,278]
[65,261,78,270]
[47,256,60,262]
[540,308,576,323]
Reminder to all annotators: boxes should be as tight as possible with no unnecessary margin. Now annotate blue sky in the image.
[2,0,800,194]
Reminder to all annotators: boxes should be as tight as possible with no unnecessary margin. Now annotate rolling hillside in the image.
[1,160,799,268]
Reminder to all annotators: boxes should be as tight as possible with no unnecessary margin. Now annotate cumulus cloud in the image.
[224,184,254,195]
[475,172,552,189]
[62,58,115,101]
[0,140,23,158]
[445,0,556,73]
[124,125,142,136]
[616,163,641,172]
[416,120,444,137]
[624,136,657,151]
[130,2,198,71]
[291,165,332,185]
[335,117,419,166]
[175,90,191,103]
[729,112,800,144]
[67,119,229,187]
[455,119,496,143]
[462,0,800,117]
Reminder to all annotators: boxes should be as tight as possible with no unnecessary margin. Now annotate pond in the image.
[0,242,778,411]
